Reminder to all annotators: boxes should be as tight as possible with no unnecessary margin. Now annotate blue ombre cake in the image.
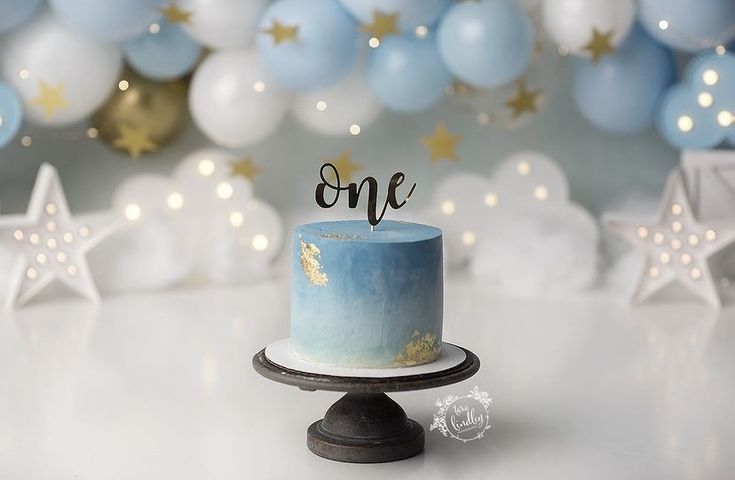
[291,220,443,368]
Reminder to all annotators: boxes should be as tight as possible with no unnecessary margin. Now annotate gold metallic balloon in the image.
[91,70,188,159]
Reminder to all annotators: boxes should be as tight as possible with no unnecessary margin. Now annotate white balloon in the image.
[0,12,122,125]
[493,151,569,207]
[190,49,290,148]
[542,0,635,55]
[179,0,269,50]
[291,66,382,136]
[113,174,183,222]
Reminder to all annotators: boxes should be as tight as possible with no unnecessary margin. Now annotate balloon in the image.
[542,0,635,56]
[122,21,202,81]
[179,0,269,50]
[337,0,451,29]
[189,49,290,147]
[0,12,122,126]
[256,0,359,91]
[291,64,382,135]
[437,0,534,88]
[0,0,42,32]
[571,28,675,135]
[48,0,164,41]
[0,82,22,149]
[90,70,188,155]
[367,34,451,113]
[638,0,735,52]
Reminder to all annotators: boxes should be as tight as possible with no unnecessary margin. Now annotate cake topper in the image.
[315,163,416,228]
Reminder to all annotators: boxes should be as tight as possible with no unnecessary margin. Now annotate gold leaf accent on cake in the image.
[299,239,328,286]
[393,330,441,367]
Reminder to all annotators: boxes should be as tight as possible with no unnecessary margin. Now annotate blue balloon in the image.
[437,0,533,88]
[256,0,359,91]
[571,28,676,135]
[639,0,735,53]
[657,52,735,149]
[0,0,42,32]
[123,21,202,81]
[48,0,165,41]
[367,34,452,113]
[0,82,22,149]
[338,0,451,29]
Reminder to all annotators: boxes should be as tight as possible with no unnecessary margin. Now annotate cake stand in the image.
[252,340,480,463]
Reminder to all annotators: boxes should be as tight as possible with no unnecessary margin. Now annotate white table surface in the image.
[0,277,733,480]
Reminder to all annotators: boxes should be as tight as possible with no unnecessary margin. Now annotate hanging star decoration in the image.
[230,157,264,181]
[159,2,193,24]
[325,151,362,183]
[582,28,616,62]
[604,168,735,308]
[362,10,400,40]
[0,164,118,309]
[421,122,463,164]
[32,81,67,120]
[113,125,157,159]
[262,20,300,45]
[506,80,542,119]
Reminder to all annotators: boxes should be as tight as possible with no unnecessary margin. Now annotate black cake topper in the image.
[315,163,417,227]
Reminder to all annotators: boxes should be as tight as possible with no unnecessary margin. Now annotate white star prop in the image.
[604,168,735,308]
[0,164,118,309]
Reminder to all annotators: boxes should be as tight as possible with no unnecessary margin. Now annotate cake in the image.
[290,220,443,368]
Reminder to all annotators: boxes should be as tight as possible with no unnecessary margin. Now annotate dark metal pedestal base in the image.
[307,393,424,463]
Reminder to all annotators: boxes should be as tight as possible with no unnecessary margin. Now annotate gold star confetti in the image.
[32,81,67,120]
[325,151,363,183]
[505,80,542,119]
[113,125,157,159]
[159,3,193,24]
[362,10,400,40]
[230,157,264,181]
[582,28,616,62]
[421,122,462,164]
[262,20,300,45]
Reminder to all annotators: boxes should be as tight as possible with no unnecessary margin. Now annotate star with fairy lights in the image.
[0,164,118,309]
[230,157,264,181]
[262,20,300,45]
[159,3,193,24]
[362,10,400,40]
[421,122,462,164]
[506,80,542,119]
[583,28,616,62]
[113,125,157,159]
[325,151,362,183]
[604,168,735,308]
[32,81,67,120]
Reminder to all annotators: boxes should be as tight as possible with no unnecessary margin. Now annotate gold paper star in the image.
[32,81,67,120]
[113,125,157,159]
[421,122,462,164]
[362,11,400,40]
[582,28,616,62]
[325,151,362,183]
[159,3,193,24]
[505,81,542,118]
[262,20,300,45]
[230,157,264,181]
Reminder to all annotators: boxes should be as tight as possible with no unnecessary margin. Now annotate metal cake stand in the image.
[252,343,480,463]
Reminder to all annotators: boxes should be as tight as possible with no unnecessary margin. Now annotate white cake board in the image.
[264,338,467,378]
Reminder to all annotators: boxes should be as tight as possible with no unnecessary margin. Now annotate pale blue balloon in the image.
[0,82,22,149]
[48,0,165,41]
[256,0,359,91]
[123,22,202,81]
[367,34,452,113]
[437,0,533,88]
[639,0,735,53]
[338,0,451,29]
[0,0,42,32]
[571,28,676,136]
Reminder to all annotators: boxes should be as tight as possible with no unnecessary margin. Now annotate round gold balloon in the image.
[91,70,188,159]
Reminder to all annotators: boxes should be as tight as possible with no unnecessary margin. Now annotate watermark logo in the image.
[430,386,492,442]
